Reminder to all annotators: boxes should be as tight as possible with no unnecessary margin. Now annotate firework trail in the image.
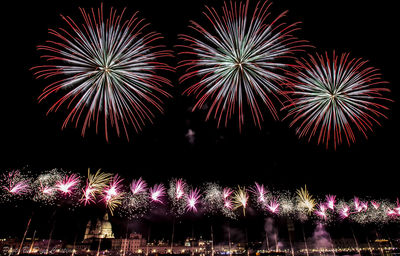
[103,174,125,215]
[178,0,306,129]
[284,51,391,149]
[81,169,112,205]
[186,188,201,212]
[56,174,80,195]
[233,186,248,216]
[32,4,173,141]
[296,185,316,214]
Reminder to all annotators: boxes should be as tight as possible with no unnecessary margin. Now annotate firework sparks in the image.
[284,51,391,149]
[40,182,56,196]
[2,171,30,195]
[395,199,400,215]
[371,201,380,210]
[224,199,233,210]
[233,186,248,216]
[326,195,336,210]
[352,197,368,214]
[56,174,79,195]
[340,204,350,219]
[149,184,166,203]
[178,0,305,129]
[221,187,235,215]
[223,187,233,199]
[175,179,186,200]
[1,172,399,224]
[388,199,400,217]
[315,204,327,220]
[252,182,268,204]
[103,175,124,215]
[267,198,280,214]
[32,169,64,204]
[186,188,201,212]
[32,4,173,141]
[130,178,148,195]
[296,185,316,214]
[82,169,112,205]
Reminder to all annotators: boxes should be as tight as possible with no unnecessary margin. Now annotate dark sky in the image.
[1,0,399,197]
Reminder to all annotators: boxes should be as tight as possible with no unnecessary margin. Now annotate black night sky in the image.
[1,0,399,198]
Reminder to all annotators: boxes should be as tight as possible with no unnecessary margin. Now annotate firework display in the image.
[284,52,391,149]
[25,1,392,150]
[32,4,173,141]
[1,169,398,224]
[178,0,306,129]
[82,169,112,205]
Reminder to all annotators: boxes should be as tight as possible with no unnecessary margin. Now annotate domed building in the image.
[83,213,115,240]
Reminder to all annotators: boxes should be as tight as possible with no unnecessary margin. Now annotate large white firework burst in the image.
[284,52,391,149]
[32,4,173,141]
[179,0,306,129]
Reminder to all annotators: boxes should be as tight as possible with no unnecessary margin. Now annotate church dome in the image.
[100,213,114,238]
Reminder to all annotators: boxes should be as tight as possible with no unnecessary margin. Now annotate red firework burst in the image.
[31,4,173,141]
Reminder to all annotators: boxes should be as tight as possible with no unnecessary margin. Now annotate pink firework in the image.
[56,174,79,195]
[387,208,398,217]
[186,188,201,212]
[178,0,305,129]
[371,201,380,210]
[32,4,173,141]
[103,175,124,215]
[284,52,391,149]
[175,179,186,199]
[82,187,95,205]
[130,177,147,195]
[393,198,400,216]
[325,195,336,210]
[2,171,30,195]
[353,197,363,213]
[352,197,368,213]
[340,205,350,219]
[9,182,30,195]
[149,184,166,203]
[40,182,55,195]
[267,198,280,214]
[223,187,233,199]
[224,199,233,210]
[104,175,124,203]
[252,182,267,204]
[315,204,327,220]
[361,201,368,211]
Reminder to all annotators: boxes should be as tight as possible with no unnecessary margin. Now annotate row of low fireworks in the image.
[1,169,399,224]
[31,1,392,149]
